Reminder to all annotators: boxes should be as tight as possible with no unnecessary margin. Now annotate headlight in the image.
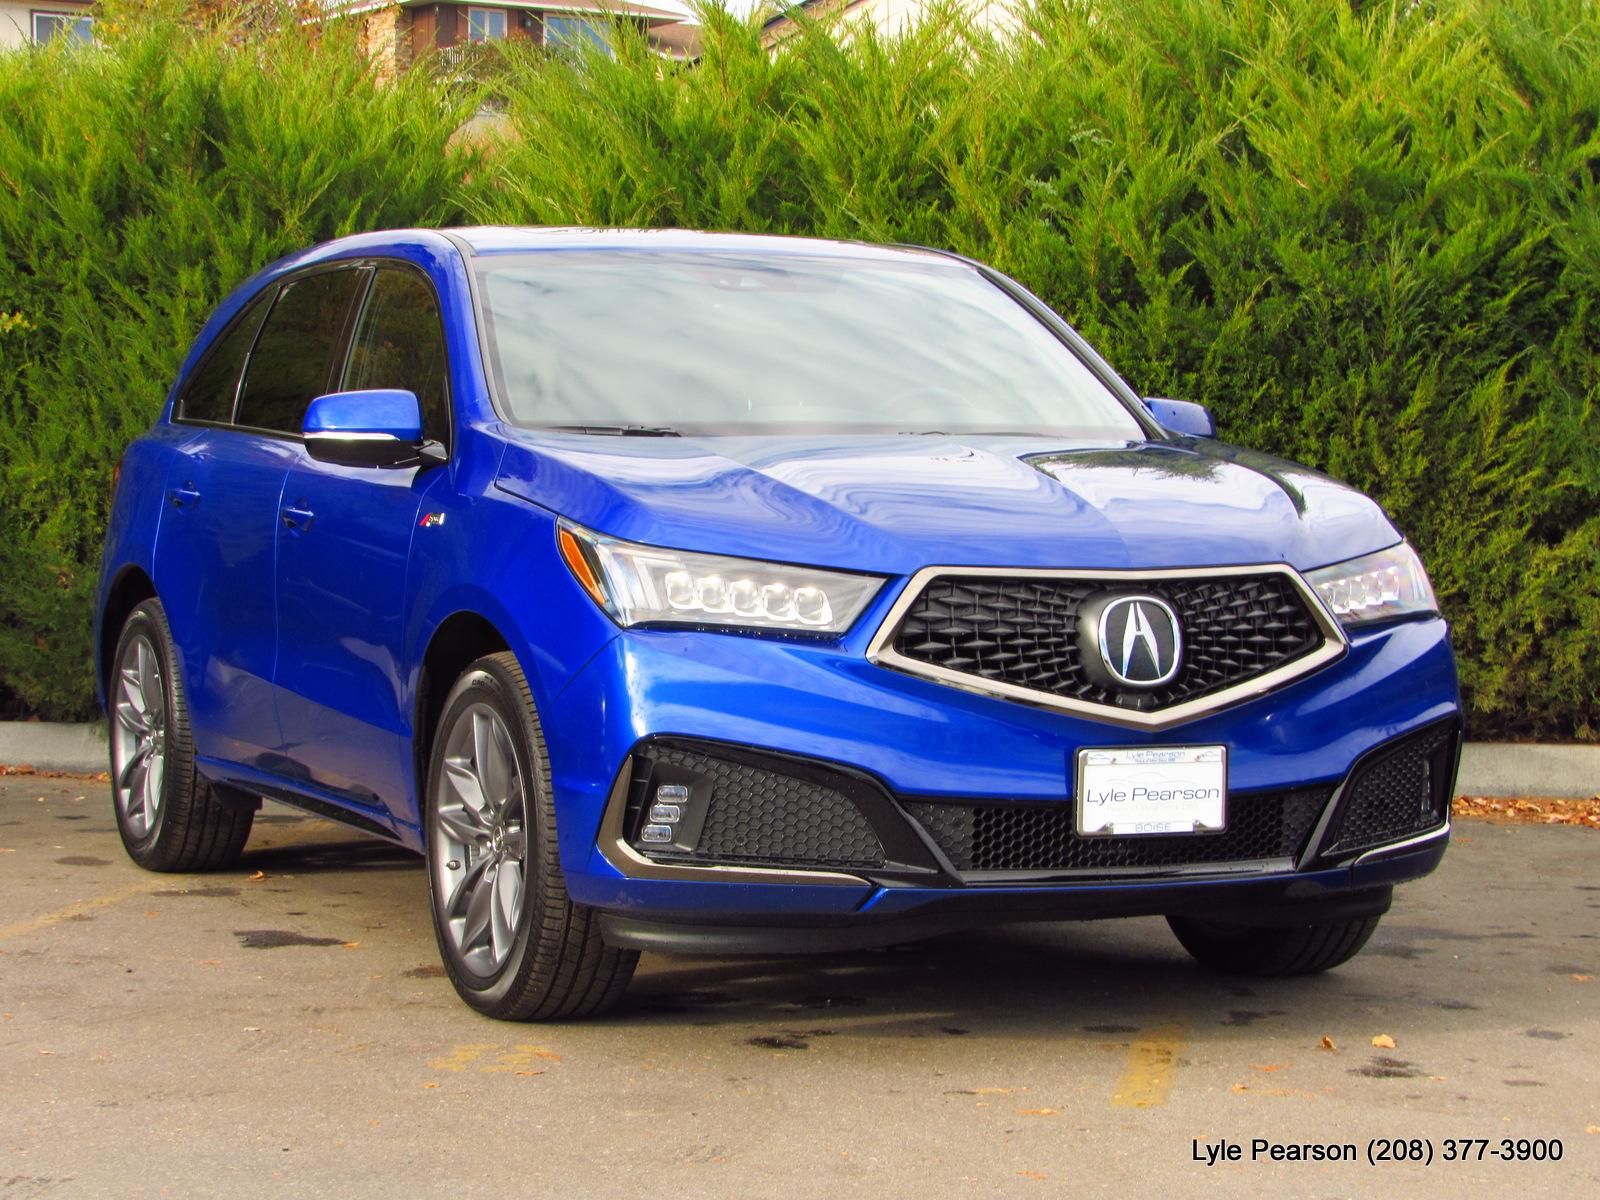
[557,522,885,634]
[1304,542,1438,626]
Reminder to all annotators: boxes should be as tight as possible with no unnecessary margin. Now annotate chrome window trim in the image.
[865,563,1348,731]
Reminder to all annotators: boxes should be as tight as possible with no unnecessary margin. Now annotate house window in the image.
[465,7,508,42]
[32,11,94,45]
[545,16,610,56]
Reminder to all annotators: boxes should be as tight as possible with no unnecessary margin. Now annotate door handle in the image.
[281,504,316,532]
[168,484,201,510]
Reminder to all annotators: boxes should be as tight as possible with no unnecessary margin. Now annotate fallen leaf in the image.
[1320,1036,1338,1052]
[199,959,221,966]
[514,1070,546,1077]
[1586,1126,1600,1135]
[1017,1108,1058,1116]
[1017,1172,1049,1181]
[242,1026,262,1033]
[1229,1083,1249,1093]
[1372,1034,1397,1049]
[1573,975,1593,983]
[1249,1063,1288,1072]
[342,942,360,950]
[422,1082,439,1089]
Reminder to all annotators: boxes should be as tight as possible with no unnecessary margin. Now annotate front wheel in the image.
[425,652,637,1021]
[1167,913,1381,976]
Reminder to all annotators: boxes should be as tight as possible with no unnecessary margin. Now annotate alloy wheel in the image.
[431,703,529,977]
[111,632,167,839]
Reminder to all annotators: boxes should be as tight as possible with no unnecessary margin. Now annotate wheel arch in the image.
[414,610,513,812]
[98,565,158,709]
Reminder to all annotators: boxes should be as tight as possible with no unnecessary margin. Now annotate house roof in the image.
[323,1,687,25]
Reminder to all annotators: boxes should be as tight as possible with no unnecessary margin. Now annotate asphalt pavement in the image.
[2,777,1596,1199]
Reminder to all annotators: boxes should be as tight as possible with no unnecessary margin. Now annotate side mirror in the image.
[302,389,443,468]
[1145,397,1217,439]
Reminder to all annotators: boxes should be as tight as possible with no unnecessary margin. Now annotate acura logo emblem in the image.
[1088,594,1183,689]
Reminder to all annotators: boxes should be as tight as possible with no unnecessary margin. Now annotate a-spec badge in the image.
[419,512,447,528]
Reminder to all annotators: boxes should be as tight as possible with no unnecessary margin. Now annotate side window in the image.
[235,269,366,434]
[176,291,273,424]
[342,267,451,446]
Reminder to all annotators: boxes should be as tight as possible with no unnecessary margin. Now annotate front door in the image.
[273,264,454,822]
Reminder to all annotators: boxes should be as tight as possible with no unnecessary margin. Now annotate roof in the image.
[323,0,688,24]
[445,226,950,262]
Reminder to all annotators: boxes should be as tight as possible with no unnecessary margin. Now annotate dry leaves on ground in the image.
[1454,795,1600,829]
[1372,1034,1397,1049]
[0,763,111,781]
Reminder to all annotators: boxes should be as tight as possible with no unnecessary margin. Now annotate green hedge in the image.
[2,0,1596,739]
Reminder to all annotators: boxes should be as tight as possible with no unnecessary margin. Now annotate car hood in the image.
[494,431,1400,576]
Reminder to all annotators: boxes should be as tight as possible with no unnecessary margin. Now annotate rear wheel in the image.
[109,599,254,871]
[1167,913,1381,976]
[425,652,637,1020]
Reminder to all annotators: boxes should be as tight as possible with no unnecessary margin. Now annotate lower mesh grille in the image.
[634,745,886,869]
[905,787,1330,874]
[1322,722,1457,855]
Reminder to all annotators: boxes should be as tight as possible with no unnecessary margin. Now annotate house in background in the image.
[327,1,700,72]
[0,1,94,48]
[761,0,1019,47]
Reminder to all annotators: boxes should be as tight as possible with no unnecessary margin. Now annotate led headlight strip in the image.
[1304,542,1439,627]
[558,522,885,634]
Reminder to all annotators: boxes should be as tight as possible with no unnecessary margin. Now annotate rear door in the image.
[154,287,292,768]
[155,267,367,769]
[273,264,453,818]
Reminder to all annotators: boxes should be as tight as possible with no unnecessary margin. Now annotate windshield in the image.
[473,250,1147,438]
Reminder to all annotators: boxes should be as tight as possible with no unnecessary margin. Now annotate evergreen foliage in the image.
[1,0,1595,739]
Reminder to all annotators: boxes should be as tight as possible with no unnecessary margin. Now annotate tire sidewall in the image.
[424,660,549,1012]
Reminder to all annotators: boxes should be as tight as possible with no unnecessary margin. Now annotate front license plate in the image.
[1075,745,1227,837]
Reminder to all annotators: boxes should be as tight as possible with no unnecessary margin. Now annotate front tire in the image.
[425,652,637,1021]
[1167,913,1381,976]
[108,599,254,872]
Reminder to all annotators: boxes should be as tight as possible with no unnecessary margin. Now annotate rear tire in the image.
[425,651,637,1021]
[1167,913,1381,976]
[108,599,255,872]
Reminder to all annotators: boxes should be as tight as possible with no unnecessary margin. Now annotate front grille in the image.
[888,571,1327,713]
[904,787,1330,874]
[632,745,886,869]
[1321,722,1457,855]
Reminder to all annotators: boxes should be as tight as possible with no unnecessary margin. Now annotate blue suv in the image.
[97,228,1461,1020]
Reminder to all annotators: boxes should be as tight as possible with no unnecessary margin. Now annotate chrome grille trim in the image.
[866,563,1347,730]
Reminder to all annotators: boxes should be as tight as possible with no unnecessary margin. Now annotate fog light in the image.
[656,784,689,806]
[640,824,674,844]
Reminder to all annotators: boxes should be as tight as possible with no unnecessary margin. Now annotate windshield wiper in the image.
[548,424,682,437]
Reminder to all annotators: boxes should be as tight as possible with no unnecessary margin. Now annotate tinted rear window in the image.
[235,269,366,434]
[177,291,272,424]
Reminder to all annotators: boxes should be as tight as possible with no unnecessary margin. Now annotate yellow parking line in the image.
[0,878,172,943]
[1111,1022,1186,1108]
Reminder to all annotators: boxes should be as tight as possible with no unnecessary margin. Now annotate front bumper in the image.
[540,611,1460,946]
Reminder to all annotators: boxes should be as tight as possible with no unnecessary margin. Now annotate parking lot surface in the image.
[2,776,1596,1199]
